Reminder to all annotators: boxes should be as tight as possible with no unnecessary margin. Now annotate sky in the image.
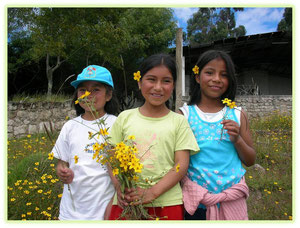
[172,7,285,36]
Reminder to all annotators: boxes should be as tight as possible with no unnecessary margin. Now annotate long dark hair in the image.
[189,50,237,105]
[139,53,177,108]
[71,83,119,116]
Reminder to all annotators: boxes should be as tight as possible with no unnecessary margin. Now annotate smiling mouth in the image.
[151,93,163,98]
[210,86,222,90]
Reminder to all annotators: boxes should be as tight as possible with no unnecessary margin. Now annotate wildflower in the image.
[88,131,93,139]
[100,128,109,136]
[133,71,141,81]
[74,155,79,164]
[10,198,16,202]
[128,135,135,140]
[248,176,253,179]
[192,65,199,75]
[26,202,32,206]
[228,101,237,109]
[27,134,31,138]
[75,91,91,104]
[27,212,32,216]
[48,152,54,160]
[176,163,180,173]
[58,194,63,198]
[37,189,43,194]
[222,98,231,105]
[35,162,39,166]
[112,168,119,176]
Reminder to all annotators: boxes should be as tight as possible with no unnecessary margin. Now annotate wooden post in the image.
[175,28,183,111]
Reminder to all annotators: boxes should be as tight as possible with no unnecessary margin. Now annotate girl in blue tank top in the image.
[179,50,256,220]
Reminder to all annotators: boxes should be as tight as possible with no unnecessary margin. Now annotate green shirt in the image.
[110,108,199,207]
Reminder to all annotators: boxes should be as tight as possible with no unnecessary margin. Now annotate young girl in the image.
[52,65,119,220]
[108,54,199,220]
[179,50,256,220]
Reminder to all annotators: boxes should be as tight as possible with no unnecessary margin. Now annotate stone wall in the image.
[8,101,76,139]
[7,95,292,138]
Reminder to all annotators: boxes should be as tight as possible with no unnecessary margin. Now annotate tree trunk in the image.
[46,53,63,97]
[120,54,128,100]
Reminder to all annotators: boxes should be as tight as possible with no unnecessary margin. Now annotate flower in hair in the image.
[192,65,199,75]
[133,71,141,82]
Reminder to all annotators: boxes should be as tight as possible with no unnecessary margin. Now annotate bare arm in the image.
[222,109,256,166]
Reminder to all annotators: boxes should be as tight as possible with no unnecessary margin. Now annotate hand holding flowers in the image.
[220,98,240,142]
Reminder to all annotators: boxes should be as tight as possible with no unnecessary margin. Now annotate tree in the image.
[277,8,292,33]
[187,8,246,45]
[7,8,177,98]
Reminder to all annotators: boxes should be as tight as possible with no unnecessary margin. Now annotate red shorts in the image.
[109,204,184,220]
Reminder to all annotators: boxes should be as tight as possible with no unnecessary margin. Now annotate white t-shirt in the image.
[52,114,116,220]
[179,104,241,124]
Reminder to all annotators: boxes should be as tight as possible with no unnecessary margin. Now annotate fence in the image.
[7,95,292,138]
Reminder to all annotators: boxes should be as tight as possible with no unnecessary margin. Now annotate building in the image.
[182,31,292,97]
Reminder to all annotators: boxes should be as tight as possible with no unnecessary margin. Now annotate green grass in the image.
[6,111,293,220]
[245,111,292,220]
[7,133,62,220]
[10,93,72,103]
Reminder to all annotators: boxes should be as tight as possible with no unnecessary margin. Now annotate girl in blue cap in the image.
[52,65,119,220]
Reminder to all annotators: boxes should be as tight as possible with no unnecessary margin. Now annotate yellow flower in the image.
[58,194,62,198]
[27,134,31,138]
[112,168,119,176]
[74,155,79,164]
[48,152,54,160]
[35,162,39,166]
[222,98,232,104]
[37,189,43,194]
[100,128,109,136]
[248,176,253,179]
[176,163,180,173]
[128,135,135,140]
[133,71,141,81]
[10,198,16,202]
[75,100,79,104]
[228,101,237,109]
[192,65,199,75]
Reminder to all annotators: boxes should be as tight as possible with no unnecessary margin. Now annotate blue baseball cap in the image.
[71,65,114,88]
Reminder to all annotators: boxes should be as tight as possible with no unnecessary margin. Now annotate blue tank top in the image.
[187,105,246,197]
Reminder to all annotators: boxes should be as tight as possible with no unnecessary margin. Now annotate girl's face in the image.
[138,65,174,109]
[196,58,229,100]
[77,81,112,117]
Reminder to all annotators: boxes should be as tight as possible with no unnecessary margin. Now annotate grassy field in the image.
[6,111,293,220]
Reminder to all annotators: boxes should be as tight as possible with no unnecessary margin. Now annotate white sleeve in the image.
[179,104,189,119]
[51,123,70,162]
